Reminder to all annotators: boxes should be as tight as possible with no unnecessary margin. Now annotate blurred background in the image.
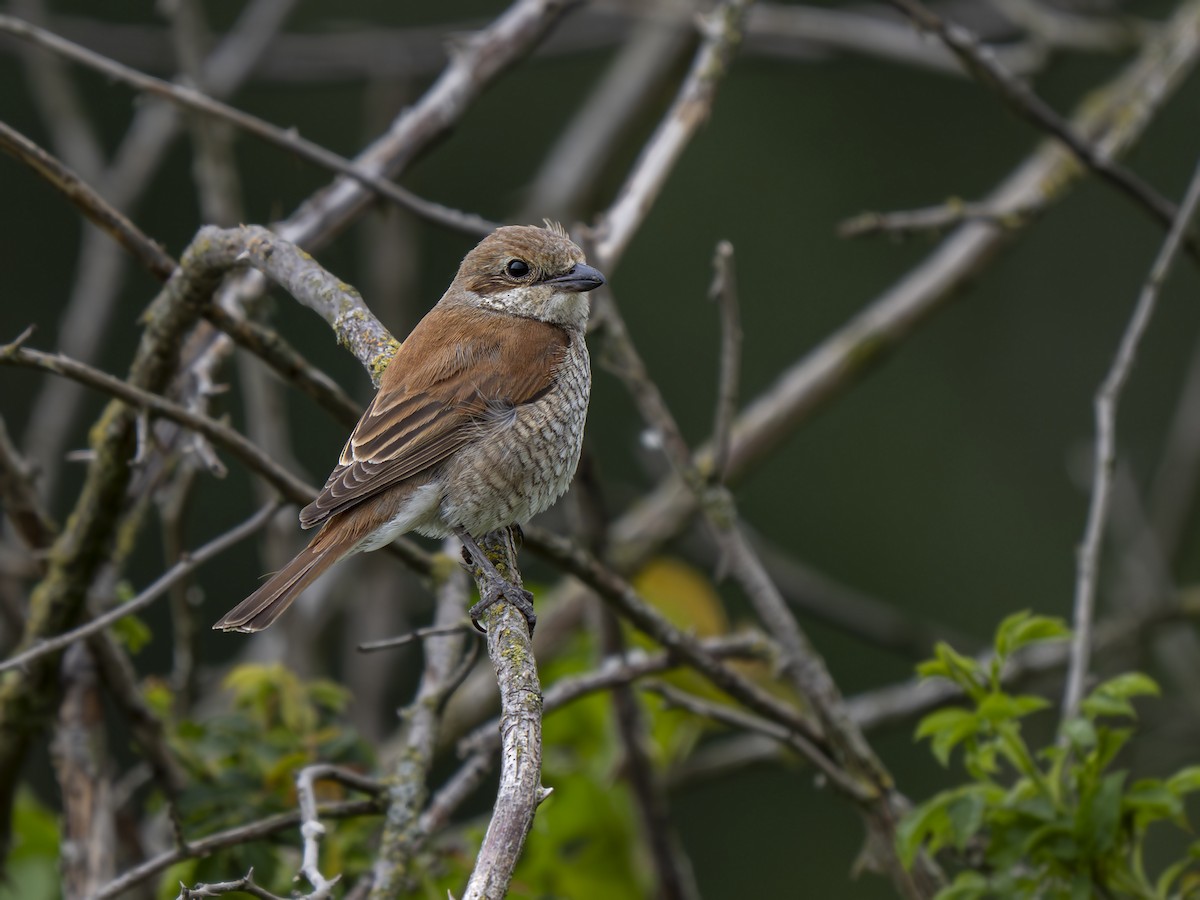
[3,0,1200,896]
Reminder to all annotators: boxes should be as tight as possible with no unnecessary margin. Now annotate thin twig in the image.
[0,503,278,675]
[837,198,1042,238]
[295,764,382,898]
[203,305,361,428]
[1061,155,1200,720]
[0,344,318,504]
[591,0,754,272]
[88,799,383,900]
[709,240,741,487]
[0,120,175,279]
[0,15,497,237]
[370,544,471,897]
[883,0,1200,263]
[357,622,474,653]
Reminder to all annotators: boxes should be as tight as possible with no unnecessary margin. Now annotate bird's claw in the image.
[469,579,536,636]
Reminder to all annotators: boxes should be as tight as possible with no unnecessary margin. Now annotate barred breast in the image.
[433,329,590,537]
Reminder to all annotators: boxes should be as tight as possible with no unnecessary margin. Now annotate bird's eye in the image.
[505,259,530,279]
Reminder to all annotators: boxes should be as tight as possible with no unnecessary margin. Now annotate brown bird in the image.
[214,223,604,633]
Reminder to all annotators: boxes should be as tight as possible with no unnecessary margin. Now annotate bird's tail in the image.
[213,537,344,633]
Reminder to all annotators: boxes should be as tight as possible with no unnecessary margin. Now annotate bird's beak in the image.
[544,263,606,293]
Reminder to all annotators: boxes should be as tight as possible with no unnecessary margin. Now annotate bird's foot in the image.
[455,526,536,636]
[469,579,536,635]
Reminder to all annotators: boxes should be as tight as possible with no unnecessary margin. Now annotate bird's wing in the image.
[299,306,569,528]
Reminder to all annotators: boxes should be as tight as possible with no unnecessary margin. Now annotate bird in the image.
[214,222,605,634]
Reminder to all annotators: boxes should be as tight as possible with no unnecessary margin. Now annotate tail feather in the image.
[213,540,343,633]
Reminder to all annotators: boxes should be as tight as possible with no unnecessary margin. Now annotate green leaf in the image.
[111,612,152,654]
[915,708,979,767]
[1060,717,1097,751]
[994,611,1070,661]
[1082,673,1159,721]
[1123,779,1183,829]
[978,692,1051,724]
[1077,770,1125,854]
[946,789,989,850]
[897,791,956,867]
[918,642,984,694]
[1168,766,1200,796]
[934,870,989,900]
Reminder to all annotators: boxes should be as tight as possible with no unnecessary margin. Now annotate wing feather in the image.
[300,305,568,529]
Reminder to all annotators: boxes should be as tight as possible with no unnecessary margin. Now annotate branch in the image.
[0,343,317,504]
[1061,155,1200,720]
[202,305,360,428]
[370,546,471,897]
[0,15,497,237]
[88,799,383,900]
[459,529,544,900]
[0,119,175,279]
[0,412,56,556]
[601,0,1200,591]
[883,0,1200,262]
[0,224,229,855]
[590,0,753,272]
[0,502,278,675]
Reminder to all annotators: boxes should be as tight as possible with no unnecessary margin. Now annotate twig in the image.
[0,15,497,237]
[646,680,840,770]
[521,15,695,221]
[837,198,1042,239]
[1061,155,1200,720]
[883,0,1200,263]
[0,413,56,556]
[457,529,544,900]
[294,765,381,898]
[20,0,297,506]
[522,529,857,785]
[591,0,754,271]
[203,305,361,428]
[175,871,287,900]
[370,545,470,897]
[601,0,1200,593]
[0,344,318,505]
[88,799,383,900]
[709,240,741,489]
[0,120,175,279]
[0,221,236,853]
[458,633,771,756]
[0,502,278,675]
[357,622,474,653]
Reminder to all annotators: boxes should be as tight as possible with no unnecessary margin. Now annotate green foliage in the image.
[900,611,1200,899]
[150,663,375,897]
[0,790,60,900]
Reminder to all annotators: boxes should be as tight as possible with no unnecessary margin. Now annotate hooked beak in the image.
[544,263,606,293]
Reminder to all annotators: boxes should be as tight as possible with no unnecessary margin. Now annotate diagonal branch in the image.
[0,15,497,237]
[1061,155,1200,720]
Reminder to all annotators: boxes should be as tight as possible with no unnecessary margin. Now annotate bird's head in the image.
[451,222,606,330]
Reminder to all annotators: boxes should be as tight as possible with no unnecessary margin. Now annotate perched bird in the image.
[214,223,605,633]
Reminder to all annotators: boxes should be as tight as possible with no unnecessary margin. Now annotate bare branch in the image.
[1061,155,1200,720]
[0,15,497,236]
[0,120,175,279]
[459,529,544,900]
[370,545,471,897]
[203,306,360,428]
[709,240,741,486]
[0,503,278,675]
[89,799,382,900]
[883,0,1200,262]
[591,0,754,272]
